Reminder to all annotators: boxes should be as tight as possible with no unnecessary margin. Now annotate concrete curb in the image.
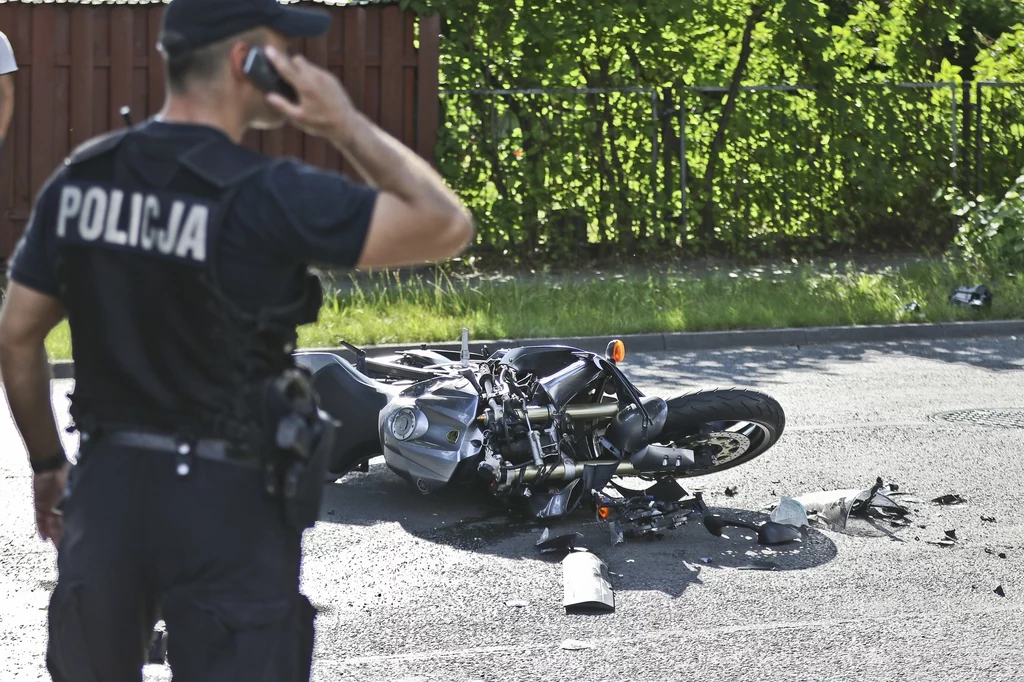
[48,319,1024,381]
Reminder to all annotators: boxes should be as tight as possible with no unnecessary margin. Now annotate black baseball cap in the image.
[159,0,332,56]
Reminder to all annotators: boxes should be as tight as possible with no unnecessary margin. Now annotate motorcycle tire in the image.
[654,388,785,478]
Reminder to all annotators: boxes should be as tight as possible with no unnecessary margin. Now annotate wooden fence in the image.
[0,0,440,259]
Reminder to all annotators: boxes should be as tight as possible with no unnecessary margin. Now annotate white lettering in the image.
[158,201,185,254]
[127,193,143,247]
[175,205,208,262]
[102,190,126,245]
[140,195,160,250]
[78,188,107,241]
[56,186,83,238]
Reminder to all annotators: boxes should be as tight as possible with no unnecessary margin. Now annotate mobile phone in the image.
[243,46,298,103]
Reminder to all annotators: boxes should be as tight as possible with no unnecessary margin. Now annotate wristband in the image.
[30,452,68,474]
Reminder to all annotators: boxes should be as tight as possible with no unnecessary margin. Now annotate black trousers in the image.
[45,438,315,682]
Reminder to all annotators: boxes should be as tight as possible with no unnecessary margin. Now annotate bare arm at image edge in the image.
[264,47,474,270]
[0,32,17,142]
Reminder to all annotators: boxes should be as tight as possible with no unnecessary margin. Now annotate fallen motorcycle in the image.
[294,331,787,533]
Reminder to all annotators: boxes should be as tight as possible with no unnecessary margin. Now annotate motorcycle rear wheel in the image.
[653,389,785,478]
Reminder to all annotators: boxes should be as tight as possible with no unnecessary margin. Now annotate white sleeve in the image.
[0,32,18,75]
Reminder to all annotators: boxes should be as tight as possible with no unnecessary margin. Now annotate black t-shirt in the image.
[7,121,378,313]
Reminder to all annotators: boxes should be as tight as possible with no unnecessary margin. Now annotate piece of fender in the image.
[536,527,584,553]
[562,550,615,614]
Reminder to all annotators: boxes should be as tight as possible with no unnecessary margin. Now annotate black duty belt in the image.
[100,430,262,472]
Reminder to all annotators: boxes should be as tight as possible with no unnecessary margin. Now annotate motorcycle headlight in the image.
[389,406,428,441]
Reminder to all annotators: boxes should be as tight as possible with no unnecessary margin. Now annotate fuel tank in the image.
[497,345,586,376]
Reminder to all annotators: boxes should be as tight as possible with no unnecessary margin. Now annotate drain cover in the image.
[931,409,1024,429]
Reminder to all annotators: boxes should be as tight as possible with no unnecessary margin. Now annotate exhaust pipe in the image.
[496,445,698,486]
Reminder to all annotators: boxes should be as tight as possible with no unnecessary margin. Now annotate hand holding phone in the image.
[259,46,361,142]
[243,47,299,103]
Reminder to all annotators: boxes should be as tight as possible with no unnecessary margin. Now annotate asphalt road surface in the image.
[2,337,1024,681]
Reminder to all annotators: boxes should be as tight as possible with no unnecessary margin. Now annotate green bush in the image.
[400,0,1024,263]
[946,172,1024,273]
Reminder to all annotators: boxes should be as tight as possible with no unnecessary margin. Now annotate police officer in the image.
[0,0,474,678]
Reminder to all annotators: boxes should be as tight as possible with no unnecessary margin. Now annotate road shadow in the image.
[318,460,840,597]
[621,337,1024,390]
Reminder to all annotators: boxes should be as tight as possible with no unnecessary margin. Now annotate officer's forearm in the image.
[328,113,462,215]
[0,342,64,464]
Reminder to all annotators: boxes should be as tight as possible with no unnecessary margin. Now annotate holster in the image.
[280,409,339,531]
[263,369,342,532]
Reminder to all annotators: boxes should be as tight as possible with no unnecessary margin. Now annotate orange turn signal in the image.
[606,339,626,363]
[597,506,611,520]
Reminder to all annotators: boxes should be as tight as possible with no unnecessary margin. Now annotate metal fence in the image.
[675,82,960,247]
[438,81,1024,257]
[971,82,1024,198]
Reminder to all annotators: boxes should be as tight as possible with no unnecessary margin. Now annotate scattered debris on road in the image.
[560,639,595,651]
[932,494,965,506]
[536,528,584,553]
[562,551,614,614]
[703,513,803,546]
[725,486,739,497]
[994,585,1006,597]
[769,497,808,528]
[926,538,956,547]
[504,600,529,608]
[981,515,996,522]
[985,548,1008,559]
[771,477,909,533]
[945,529,958,541]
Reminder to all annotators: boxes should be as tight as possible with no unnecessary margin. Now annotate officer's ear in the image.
[228,40,252,81]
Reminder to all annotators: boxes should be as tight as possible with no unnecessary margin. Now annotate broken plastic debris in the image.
[757,521,802,545]
[725,486,739,497]
[994,585,1006,597]
[932,494,965,506]
[562,551,614,614]
[504,600,528,608]
[790,488,863,529]
[769,497,809,528]
[948,284,993,309]
[981,515,996,523]
[700,557,713,564]
[703,514,802,545]
[536,527,584,554]
[560,639,595,651]
[644,477,687,503]
[927,538,956,547]
[944,529,958,541]
[607,521,624,547]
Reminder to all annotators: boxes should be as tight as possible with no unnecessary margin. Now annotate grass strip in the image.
[43,259,1020,361]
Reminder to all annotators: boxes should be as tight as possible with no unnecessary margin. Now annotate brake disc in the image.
[696,431,751,465]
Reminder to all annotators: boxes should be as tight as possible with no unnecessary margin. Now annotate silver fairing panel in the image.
[379,375,484,494]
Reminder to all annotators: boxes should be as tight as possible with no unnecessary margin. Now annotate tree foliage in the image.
[402,0,1024,263]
